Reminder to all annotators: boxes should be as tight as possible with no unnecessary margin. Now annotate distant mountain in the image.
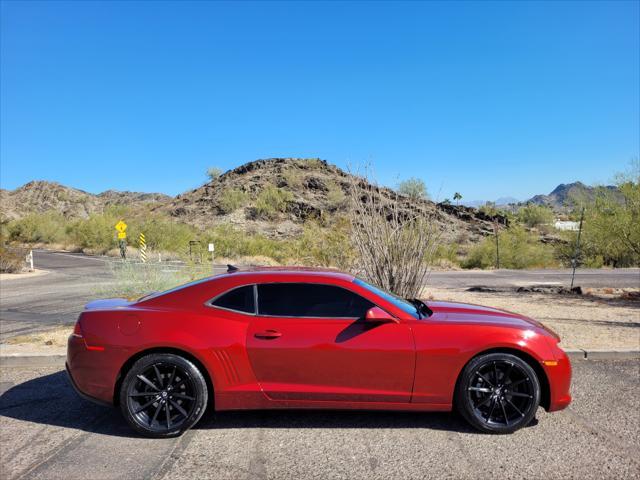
[525,181,621,210]
[0,181,171,220]
[462,197,519,208]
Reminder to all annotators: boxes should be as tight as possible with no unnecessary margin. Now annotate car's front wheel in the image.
[455,352,541,434]
[119,353,208,438]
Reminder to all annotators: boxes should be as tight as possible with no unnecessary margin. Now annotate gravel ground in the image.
[0,359,638,480]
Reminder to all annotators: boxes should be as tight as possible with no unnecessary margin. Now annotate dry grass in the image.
[4,326,72,347]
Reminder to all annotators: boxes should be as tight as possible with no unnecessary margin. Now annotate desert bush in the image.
[517,204,554,228]
[254,185,293,220]
[7,212,67,244]
[219,188,248,214]
[463,225,556,269]
[68,213,119,251]
[434,243,461,266]
[397,178,429,200]
[99,261,211,299]
[326,181,346,210]
[0,244,26,273]
[282,167,305,188]
[583,167,639,266]
[348,169,440,298]
[131,217,197,254]
[290,218,354,268]
[206,167,223,181]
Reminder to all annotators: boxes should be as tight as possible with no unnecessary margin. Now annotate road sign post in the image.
[139,233,147,263]
[115,220,127,260]
[208,243,215,273]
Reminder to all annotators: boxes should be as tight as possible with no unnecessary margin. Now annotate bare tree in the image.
[347,167,441,298]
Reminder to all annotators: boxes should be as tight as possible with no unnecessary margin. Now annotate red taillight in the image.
[72,320,83,337]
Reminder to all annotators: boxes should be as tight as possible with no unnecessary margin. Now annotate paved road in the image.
[0,251,114,341]
[427,268,640,289]
[1,250,638,341]
[0,358,638,480]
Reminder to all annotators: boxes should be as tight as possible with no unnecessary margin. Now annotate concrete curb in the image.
[563,349,640,360]
[0,350,638,368]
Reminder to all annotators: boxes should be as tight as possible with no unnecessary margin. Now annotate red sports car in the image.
[67,266,571,437]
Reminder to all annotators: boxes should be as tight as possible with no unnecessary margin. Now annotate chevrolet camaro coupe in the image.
[67,267,572,438]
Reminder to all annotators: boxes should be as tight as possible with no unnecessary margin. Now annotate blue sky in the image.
[1,1,638,201]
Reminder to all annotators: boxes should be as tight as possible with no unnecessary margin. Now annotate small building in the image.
[554,220,580,231]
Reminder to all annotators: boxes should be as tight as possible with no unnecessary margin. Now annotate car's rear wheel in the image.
[455,353,540,434]
[119,353,208,438]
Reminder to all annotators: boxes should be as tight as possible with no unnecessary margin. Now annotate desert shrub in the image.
[397,178,429,200]
[219,188,248,214]
[132,217,197,254]
[282,167,305,188]
[349,169,440,298]
[254,185,293,220]
[68,213,120,251]
[202,224,288,262]
[463,225,556,269]
[290,218,354,268]
[326,181,346,210]
[0,244,26,273]
[581,169,639,267]
[206,167,223,181]
[434,243,461,266]
[99,261,211,299]
[517,204,554,228]
[7,212,67,244]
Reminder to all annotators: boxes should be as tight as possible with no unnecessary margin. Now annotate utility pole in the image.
[570,208,585,290]
[494,221,500,269]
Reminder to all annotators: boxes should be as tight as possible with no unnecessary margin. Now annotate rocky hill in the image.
[1,159,506,243]
[0,181,171,220]
[525,181,621,210]
[159,158,505,242]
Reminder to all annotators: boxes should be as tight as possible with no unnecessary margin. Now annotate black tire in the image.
[119,353,208,438]
[455,353,540,434]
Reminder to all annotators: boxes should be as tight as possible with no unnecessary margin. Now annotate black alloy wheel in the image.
[120,353,208,438]
[456,353,541,433]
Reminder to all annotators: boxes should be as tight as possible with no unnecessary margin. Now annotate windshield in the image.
[353,278,420,319]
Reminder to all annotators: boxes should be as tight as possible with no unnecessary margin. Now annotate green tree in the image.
[453,192,462,206]
[517,204,554,228]
[397,178,428,200]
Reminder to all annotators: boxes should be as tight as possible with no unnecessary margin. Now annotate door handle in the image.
[254,330,282,340]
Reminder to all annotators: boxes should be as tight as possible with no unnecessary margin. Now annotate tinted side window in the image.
[211,285,255,314]
[257,283,373,318]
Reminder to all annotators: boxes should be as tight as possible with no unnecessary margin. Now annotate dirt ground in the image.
[423,286,640,351]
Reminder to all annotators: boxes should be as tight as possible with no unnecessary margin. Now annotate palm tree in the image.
[453,192,462,206]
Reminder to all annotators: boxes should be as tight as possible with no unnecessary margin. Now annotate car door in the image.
[245,282,415,403]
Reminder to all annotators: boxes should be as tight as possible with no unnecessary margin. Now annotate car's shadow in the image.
[0,371,537,438]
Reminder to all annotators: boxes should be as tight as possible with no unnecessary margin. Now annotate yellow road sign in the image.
[118,232,127,239]
[115,220,128,233]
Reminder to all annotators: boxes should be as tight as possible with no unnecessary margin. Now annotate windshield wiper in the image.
[407,298,433,319]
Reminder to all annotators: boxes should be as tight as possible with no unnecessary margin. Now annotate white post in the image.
[28,250,34,271]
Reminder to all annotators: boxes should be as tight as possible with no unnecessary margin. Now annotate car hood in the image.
[427,300,544,330]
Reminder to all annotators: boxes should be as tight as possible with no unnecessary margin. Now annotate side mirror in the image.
[365,307,399,323]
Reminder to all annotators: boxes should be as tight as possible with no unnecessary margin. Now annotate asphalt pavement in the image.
[0,251,114,341]
[427,268,640,289]
[0,358,638,479]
